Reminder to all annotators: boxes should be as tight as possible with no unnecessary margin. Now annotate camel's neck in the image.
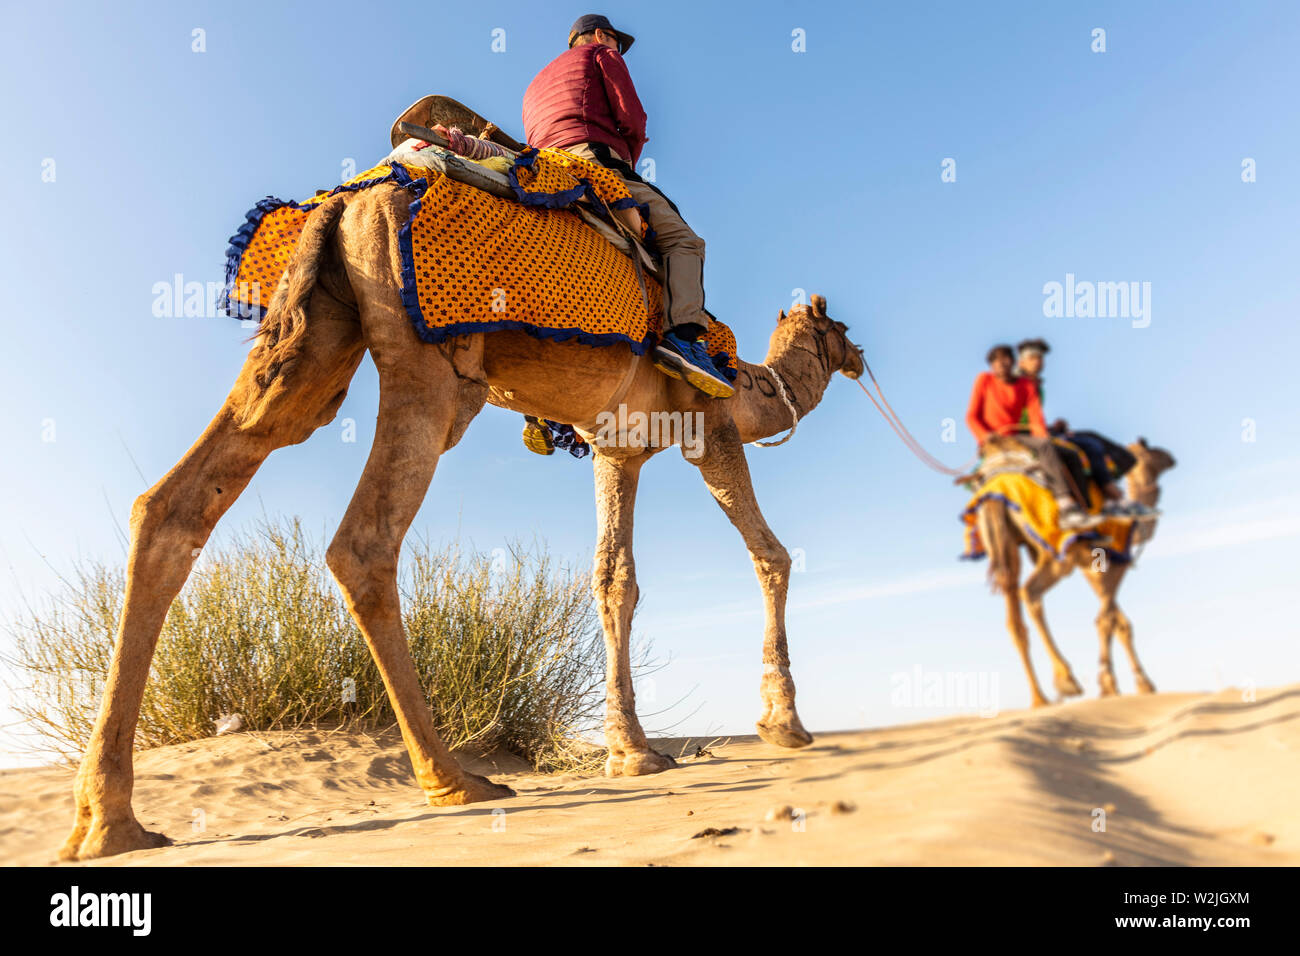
[731,323,838,445]
[1127,467,1162,508]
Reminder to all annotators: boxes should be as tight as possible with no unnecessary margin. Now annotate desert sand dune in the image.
[4,684,1296,866]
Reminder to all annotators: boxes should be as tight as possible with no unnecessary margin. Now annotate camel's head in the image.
[1128,437,1177,483]
[776,294,865,380]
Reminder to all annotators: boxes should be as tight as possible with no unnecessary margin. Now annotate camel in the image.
[974,438,1176,707]
[60,182,866,859]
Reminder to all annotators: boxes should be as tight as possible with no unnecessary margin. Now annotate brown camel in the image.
[975,438,1176,707]
[60,183,865,859]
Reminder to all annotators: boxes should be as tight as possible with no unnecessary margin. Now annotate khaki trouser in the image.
[566,142,707,333]
[1015,435,1085,508]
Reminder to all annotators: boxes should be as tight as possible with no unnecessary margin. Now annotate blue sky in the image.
[2,1,1298,763]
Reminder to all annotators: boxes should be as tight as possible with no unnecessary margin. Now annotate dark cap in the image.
[568,14,635,54]
[1016,338,1050,355]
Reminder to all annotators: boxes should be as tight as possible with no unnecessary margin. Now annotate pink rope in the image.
[431,125,510,161]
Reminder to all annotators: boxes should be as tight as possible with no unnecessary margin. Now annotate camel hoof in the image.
[604,748,676,776]
[1055,673,1084,698]
[426,772,515,806]
[61,818,171,861]
[1135,675,1156,695]
[1031,695,1052,708]
[1098,673,1120,697]
[756,721,814,748]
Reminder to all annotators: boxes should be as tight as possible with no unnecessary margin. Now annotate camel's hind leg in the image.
[592,451,676,776]
[61,305,366,861]
[323,315,512,805]
[1022,557,1084,698]
[1003,589,1050,708]
[688,415,811,748]
[977,504,1050,707]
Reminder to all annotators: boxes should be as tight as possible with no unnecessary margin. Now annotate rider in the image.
[1015,339,1155,518]
[966,344,1099,530]
[517,14,734,454]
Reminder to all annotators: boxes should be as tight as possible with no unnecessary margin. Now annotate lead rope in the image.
[752,365,800,447]
[856,358,977,477]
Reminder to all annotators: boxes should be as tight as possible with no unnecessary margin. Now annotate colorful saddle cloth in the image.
[221,149,739,383]
[959,470,1136,563]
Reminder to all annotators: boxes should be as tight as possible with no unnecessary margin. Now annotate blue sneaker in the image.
[653,332,735,398]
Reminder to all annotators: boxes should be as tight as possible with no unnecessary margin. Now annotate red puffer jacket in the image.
[522,44,648,166]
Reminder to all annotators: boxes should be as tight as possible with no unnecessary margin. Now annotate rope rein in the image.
[856,358,976,477]
[751,365,800,448]
[745,335,970,479]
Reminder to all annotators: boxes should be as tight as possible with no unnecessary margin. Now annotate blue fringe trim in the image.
[397,158,656,353]
[394,163,435,334]
[221,196,299,321]
[404,314,656,354]
[507,147,655,252]
[221,163,409,322]
[223,158,677,366]
[958,491,1106,562]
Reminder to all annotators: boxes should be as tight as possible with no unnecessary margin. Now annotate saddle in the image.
[956,434,1041,490]
[387,95,661,279]
[388,94,525,151]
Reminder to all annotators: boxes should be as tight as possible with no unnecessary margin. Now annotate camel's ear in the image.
[1137,436,1149,448]
[810,294,827,316]
[777,309,786,325]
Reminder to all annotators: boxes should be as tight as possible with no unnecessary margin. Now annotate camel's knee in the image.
[592,549,637,612]
[326,531,398,613]
[750,535,790,581]
[127,489,208,565]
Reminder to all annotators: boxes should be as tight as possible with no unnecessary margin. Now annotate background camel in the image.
[975,439,1176,707]
[60,183,865,860]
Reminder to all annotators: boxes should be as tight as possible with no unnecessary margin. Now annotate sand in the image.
[3,684,1296,866]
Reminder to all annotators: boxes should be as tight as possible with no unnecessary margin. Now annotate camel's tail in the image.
[976,497,1020,595]
[249,194,348,389]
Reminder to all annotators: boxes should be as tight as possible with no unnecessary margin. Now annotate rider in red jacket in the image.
[523,42,647,169]
[520,15,732,447]
[967,344,1098,530]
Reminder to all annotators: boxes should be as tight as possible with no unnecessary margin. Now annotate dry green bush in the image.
[6,518,627,771]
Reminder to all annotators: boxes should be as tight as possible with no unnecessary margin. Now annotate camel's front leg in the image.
[1112,595,1155,694]
[592,451,676,776]
[1084,565,1145,695]
[1094,600,1121,697]
[688,418,812,748]
[1092,564,1154,691]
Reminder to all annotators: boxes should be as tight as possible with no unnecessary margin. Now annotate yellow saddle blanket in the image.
[960,471,1136,563]
[222,150,738,378]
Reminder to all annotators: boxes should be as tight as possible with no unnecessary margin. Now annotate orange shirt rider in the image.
[965,347,1048,446]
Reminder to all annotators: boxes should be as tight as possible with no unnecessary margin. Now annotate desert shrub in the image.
[5,518,622,771]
